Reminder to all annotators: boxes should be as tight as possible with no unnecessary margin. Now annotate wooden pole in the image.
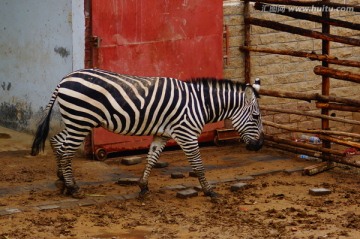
[260,106,360,126]
[263,120,360,139]
[254,2,360,31]
[246,17,360,46]
[314,66,360,83]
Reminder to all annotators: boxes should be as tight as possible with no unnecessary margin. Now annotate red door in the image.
[90,0,224,159]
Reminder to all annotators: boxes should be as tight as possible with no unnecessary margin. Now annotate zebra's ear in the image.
[245,85,255,103]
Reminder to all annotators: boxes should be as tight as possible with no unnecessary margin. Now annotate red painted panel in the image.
[91,0,223,156]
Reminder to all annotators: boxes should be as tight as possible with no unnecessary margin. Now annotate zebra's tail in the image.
[31,85,60,156]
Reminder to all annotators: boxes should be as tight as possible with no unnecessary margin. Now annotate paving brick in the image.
[0,208,21,216]
[122,192,139,200]
[309,188,332,196]
[236,176,255,181]
[219,178,237,183]
[189,171,198,177]
[38,204,60,211]
[78,199,96,207]
[284,167,304,174]
[176,189,198,199]
[250,169,284,177]
[154,161,169,168]
[230,182,249,192]
[161,185,187,191]
[112,195,125,200]
[117,177,139,186]
[121,156,143,165]
[171,172,185,179]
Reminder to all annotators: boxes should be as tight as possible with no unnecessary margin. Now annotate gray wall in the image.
[0,0,84,133]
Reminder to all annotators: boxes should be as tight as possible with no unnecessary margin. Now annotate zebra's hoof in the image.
[55,179,65,192]
[71,190,85,199]
[205,191,223,203]
[65,185,85,199]
[138,187,150,199]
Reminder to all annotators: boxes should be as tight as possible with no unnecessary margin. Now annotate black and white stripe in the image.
[31,68,264,198]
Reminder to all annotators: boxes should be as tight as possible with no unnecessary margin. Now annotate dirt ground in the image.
[0,127,359,239]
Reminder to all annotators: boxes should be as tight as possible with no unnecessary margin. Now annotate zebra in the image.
[31,68,264,199]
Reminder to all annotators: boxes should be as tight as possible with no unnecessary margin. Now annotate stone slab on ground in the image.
[154,161,169,168]
[171,172,185,179]
[250,169,284,177]
[117,177,139,186]
[189,171,198,177]
[284,167,304,174]
[236,176,255,181]
[38,204,60,211]
[309,188,332,196]
[230,182,249,192]
[0,208,21,216]
[176,189,198,199]
[121,156,143,165]
[161,185,187,191]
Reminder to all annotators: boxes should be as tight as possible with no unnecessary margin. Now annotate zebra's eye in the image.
[253,114,260,120]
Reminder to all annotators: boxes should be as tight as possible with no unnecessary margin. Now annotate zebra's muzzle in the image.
[245,132,264,151]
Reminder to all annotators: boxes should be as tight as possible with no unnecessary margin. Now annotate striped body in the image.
[32,68,264,198]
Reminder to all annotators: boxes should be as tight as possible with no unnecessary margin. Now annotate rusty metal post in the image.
[321,0,331,158]
[244,0,251,84]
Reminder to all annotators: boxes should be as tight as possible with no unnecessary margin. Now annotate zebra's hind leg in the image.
[177,138,219,199]
[55,131,89,198]
[50,130,68,194]
[139,136,169,197]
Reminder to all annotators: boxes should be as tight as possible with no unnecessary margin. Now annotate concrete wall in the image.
[0,0,84,133]
[223,0,360,136]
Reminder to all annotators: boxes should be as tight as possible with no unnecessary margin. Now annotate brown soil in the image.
[0,127,359,239]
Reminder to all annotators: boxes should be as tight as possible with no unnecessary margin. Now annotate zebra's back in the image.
[57,69,188,136]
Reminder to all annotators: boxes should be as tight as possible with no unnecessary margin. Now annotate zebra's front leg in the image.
[179,141,218,198]
[139,136,169,197]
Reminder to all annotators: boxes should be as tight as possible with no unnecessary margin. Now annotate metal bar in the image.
[321,0,331,157]
[244,0,251,84]
[261,106,360,126]
[265,141,360,168]
[263,120,360,139]
[223,25,229,65]
[246,0,360,12]
[265,135,345,156]
[316,102,360,113]
[254,2,360,31]
[318,135,360,149]
[260,88,360,106]
[246,17,360,46]
[240,46,360,68]
[314,66,360,84]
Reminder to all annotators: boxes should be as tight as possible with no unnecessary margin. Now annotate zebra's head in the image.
[232,82,264,151]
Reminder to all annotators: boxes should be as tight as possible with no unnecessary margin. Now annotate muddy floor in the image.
[0,127,359,239]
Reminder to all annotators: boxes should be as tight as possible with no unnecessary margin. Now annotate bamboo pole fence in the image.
[241,0,360,169]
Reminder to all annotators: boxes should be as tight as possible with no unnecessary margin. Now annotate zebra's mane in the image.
[187,77,260,98]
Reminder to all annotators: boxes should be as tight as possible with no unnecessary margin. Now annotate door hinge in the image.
[91,36,101,48]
